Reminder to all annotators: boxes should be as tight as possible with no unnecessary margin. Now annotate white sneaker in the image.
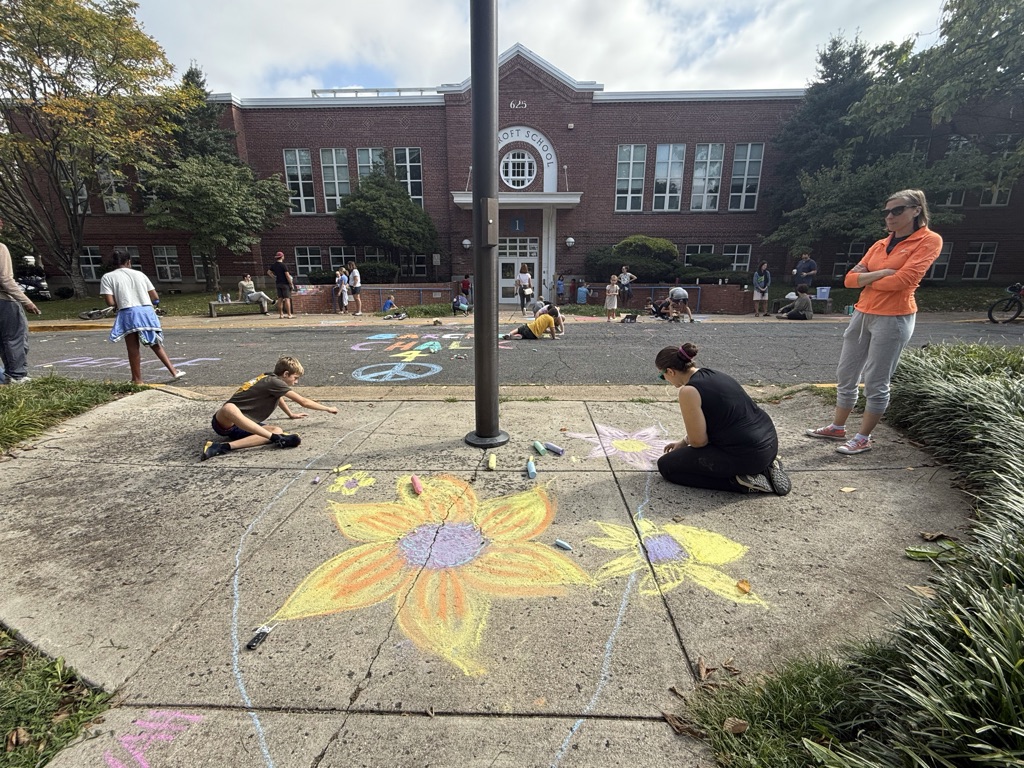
[8,376,31,384]
[354,312,362,316]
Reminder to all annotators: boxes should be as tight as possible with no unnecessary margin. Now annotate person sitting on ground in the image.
[649,297,672,319]
[502,306,560,340]
[534,301,565,335]
[381,294,398,314]
[526,294,548,314]
[201,356,338,461]
[237,274,273,314]
[452,294,471,316]
[668,286,695,322]
[656,343,791,495]
[776,284,814,320]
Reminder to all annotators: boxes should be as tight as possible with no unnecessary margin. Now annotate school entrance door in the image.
[498,237,539,306]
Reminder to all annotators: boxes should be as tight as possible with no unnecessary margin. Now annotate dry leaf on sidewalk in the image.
[736,579,751,594]
[723,717,749,734]
[907,585,937,599]
[840,487,857,493]
[697,656,718,681]
[920,531,957,542]
[662,712,706,738]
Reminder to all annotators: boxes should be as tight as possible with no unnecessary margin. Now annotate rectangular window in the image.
[941,135,970,206]
[652,143,685,211]
[99,166,131,214]
[924,242,951,281]
[690,143,724,211]
[153,246,181,282]
[80,246,102,281]
[114,246,142,270]
[294,246,322,276]
[980,134,1014,207]
[729,143,763,211]
[834,243,867,277]
[897,135,931,161]
[283,149,316,213]
[191,249,208,281]
[400,253,427,277]
[724,244,752,272]
[615,144,646,212]
[320,148,351,213]
[394,147,424,208]
[64,174,90,216]
[357,148,385,178]
[330,245,356,271]
[683,243,714,267]
[363,246,385,263]
[962,242,996,280]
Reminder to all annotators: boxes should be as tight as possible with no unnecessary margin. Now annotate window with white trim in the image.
[363,246,385,262]
[615,144,646,212]
[683,243,714,267]
[653,143,685,211]
[191,248,208,281]
[98,165,131,213]
[501,149,537,190]
[834,243,867,277]
[923,242,951,281]
[729,143,763,211]
[980,134,1014,207]
[153,246,181,282]
[400,253,426,277]
[941,135,970,207]
[962,242,996,280]
[394,147,423,207]
[80,246,102,282]
[690,143,724,211]
[724,244,752,272]
[330,246,356,271]
[294,246,322,275]
[897,135,931,162]
[357,148,385,178]
[64,174,90,216]
[284,149,316,213]
[114,246,142,270]
[320,148,351,212]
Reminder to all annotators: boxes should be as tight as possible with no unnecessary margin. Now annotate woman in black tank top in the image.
[655,343,791,495]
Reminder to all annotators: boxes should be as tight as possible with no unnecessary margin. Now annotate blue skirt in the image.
[109,306,164,347]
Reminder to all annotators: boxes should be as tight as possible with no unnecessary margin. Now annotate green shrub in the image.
[359,261,400,284]
[304,269,336,285]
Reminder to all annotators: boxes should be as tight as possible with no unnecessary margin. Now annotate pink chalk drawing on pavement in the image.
[103,709,203,768]
[565,424,671,470]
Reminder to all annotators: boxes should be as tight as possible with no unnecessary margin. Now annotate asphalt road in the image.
[25,314,1022,388]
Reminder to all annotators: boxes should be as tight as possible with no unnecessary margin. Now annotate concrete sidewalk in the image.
[0,387,969,767]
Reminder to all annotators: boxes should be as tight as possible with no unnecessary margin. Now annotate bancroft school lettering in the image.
[497,126,556,170]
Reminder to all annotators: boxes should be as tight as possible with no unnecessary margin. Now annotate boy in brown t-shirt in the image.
[201,356,337,460]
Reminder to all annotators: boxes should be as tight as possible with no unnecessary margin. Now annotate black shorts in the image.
[276,284,292,299]
[351,286,362,295]
[517,325,538,340]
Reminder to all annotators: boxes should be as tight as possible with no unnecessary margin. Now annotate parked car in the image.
[16,271,51,301]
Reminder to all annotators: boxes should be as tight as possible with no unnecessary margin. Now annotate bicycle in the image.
[987,282,1023,324]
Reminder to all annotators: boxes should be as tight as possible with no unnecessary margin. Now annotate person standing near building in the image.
[0,218,41,384]
[605,274,620,321]
[460,274,472,302]
[752,261,771,317]
[575,280,592,304]
[267,252,295,319]
[793,252,817,287]
[618,265,637,307]
[347,260,363,315]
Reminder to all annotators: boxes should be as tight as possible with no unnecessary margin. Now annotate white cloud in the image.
[134,0,945,97]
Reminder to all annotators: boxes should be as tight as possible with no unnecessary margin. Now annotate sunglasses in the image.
[882,205,914,217]
[658,369,667,381]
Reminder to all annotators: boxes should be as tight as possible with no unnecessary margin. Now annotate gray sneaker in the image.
[736,473,772,493]
[766,458,792,496]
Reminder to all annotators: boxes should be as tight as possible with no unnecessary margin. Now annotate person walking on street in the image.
[100,249,185,385]
[516,264,533,315]
[807,189,942,456]
[0,218,41,384]
[267,252,295,318]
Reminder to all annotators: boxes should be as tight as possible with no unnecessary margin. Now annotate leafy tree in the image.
[335,162,439,266]
[0,0,187,297]
[585,236,680,282]
[142,66,289,291]
[143,156,290,291]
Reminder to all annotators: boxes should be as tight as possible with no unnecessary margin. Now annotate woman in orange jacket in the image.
[806,189,942,455]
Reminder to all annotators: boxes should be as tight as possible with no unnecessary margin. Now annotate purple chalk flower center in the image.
[399,522,488,569]
[645,534,687,563]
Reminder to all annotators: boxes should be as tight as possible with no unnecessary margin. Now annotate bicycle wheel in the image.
[987,297,1023,324]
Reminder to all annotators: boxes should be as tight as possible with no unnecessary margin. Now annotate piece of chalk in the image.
[333,464,352,473]
[532,440,547,455]
[411,475,424,494]
[312,475,321,485]
[487,453,497,470]
[554,539,573,551]
[526,458,537,479]
[544,442,564,456]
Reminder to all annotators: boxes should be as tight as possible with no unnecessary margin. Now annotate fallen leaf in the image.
[559,427,567,432]
[906,585,937,599]
[668,686,686,700]
[736,579,751,594]
[723,717,749,734]
[662,712,706,738]
[426,705,435,718]
[840,487,857,493]
[672,515,684,523]
[920,531,956,542]
[722,663,742,676]
[6,727,31,752]
[697,657,717,681]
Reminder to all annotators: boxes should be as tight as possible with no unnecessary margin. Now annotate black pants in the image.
[657,440,777,494]
[783,311,810,320]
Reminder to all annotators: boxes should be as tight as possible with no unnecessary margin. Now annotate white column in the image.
[542,206,557,300]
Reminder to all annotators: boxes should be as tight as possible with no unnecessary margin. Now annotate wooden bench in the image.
[208,300,267,318]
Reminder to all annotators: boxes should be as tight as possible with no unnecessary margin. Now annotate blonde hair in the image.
[274,356,304,376]
[888,189,930,228]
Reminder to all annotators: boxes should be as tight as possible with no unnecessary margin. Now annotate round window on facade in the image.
[500,150,537,189]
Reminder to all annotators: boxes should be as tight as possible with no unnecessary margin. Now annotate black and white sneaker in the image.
[766,458,792,496]
[202,441,231,461]
[736,473,772,493]
[271,433,301,448]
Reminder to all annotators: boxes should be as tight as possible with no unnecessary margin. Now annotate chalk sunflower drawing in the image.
[272,474,589,675]
[565,424,669,470]
[588,519,767,607]
[328,470,375,495]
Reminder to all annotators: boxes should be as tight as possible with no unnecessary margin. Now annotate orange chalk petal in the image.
[331,501,432,541]
[475,486,554,541]
[397,571,489,676]
[461,542,590,596]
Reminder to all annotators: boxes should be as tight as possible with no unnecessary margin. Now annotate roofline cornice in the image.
[594,88,805,102]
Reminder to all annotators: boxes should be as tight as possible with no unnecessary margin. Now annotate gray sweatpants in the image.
[0,299,29,381]
[836,311,915,414]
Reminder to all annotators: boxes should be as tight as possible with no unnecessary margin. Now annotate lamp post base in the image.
[464,430,510,448]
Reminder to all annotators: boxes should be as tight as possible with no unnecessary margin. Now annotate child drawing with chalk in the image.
[201,356,338,460]
[502,306,560,340]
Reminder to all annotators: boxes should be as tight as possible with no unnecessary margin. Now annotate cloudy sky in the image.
[134,0,946,98]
